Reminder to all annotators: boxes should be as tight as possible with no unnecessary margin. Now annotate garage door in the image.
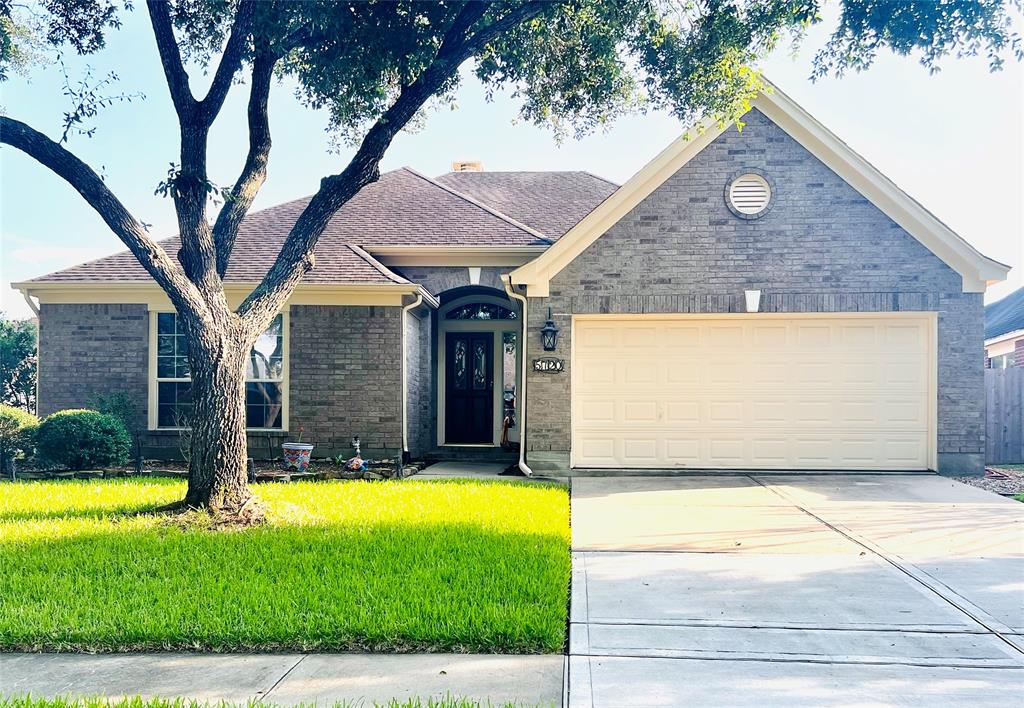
[571,315,934,470]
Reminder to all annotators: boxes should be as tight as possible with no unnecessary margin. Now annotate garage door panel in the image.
[572,315,932,470]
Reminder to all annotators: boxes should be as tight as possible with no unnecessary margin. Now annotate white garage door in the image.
[571,315,934,470]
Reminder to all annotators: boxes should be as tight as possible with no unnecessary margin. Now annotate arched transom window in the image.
[444,303,517,320]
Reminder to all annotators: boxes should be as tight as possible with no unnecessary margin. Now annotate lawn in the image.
[0,698,533,708]
[0,478,570,653]
[0,698,534,708]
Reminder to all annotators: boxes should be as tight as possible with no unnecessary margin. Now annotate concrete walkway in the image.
[0,653,563,705]
[568,474,1024,707]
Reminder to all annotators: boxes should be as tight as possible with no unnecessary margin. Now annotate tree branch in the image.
[198,0,256,125]
[0,116,208,318]
[212,47,275,277]
[146,0,196,120]
[237,1,552,329]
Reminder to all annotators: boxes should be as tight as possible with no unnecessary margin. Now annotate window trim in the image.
[147,309,290,432]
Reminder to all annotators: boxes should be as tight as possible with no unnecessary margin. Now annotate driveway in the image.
[568,474,1024,707]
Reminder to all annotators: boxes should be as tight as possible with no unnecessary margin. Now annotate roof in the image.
[434,170,617,238]
[509,80,1011,296]
[25,167,554,285]
[24,238,409,285]
[985,287,1024,341]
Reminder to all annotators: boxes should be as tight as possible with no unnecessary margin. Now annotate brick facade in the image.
[405,308,434,458]
[524,108,985,475]
[37,303,408,461]
[37,303,150,431]
[288,305,403,459]
[393,266,508,296]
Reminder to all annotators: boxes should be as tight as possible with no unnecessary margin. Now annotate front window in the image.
[154,312,286,429]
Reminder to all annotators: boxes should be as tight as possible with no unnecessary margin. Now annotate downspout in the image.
[21,291,40,317]
[21,291,40,418]
[401,293,423,464]
[502,275,534,477]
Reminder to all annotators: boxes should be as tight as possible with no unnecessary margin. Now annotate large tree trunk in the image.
[179,313,257,518]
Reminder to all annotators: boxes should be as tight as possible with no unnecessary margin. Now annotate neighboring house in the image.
[984,287,1024,369]
[15,85,1009,475]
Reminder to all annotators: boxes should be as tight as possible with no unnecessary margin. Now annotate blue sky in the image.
[2,7,1021,319]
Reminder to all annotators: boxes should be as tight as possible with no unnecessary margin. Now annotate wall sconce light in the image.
[744,289,762,313]
[540,307,560,351]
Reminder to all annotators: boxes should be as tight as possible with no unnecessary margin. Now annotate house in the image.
[984,287,1024,369]
[15,85,1009,476]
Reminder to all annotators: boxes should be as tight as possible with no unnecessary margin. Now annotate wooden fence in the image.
[986,367,1024,464]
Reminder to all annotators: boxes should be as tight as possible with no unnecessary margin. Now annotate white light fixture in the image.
[744,289,762,313]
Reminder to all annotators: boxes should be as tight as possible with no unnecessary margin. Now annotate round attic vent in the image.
[727,173,772,217]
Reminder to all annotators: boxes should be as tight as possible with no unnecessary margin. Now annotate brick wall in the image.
[37,303,150,431]
[37,303,406,461]
[289,305,403,459]
[393,266,507,296]
[525,108,985,475]
[405,308,434,458]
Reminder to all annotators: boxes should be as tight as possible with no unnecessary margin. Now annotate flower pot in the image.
[282,442,314,472]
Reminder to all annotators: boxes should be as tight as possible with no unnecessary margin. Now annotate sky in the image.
[2,6,1022,320]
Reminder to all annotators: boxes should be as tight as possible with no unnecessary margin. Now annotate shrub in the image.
[0,405,39,473]
[88,391,140,432]
[37,409,131,470]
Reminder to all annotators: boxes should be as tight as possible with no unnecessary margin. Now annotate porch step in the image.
[423,446,518,465]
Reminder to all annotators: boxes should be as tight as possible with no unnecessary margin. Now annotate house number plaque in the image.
[533,357,564,373]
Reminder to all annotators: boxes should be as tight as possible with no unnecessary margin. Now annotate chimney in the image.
[451,160,483,172]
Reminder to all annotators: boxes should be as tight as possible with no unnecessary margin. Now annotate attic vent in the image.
[727,173,772,218]
[452,160,482,172]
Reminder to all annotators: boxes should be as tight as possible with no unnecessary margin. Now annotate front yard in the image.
[0,478,570,653]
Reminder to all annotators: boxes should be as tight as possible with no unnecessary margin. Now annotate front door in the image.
[445,332,494,444]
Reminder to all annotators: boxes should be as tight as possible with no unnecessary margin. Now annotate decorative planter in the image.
[282,442,314,472]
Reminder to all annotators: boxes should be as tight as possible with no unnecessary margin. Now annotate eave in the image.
[13,280,440,310]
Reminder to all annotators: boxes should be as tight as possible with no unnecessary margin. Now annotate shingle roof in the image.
[985,287,1024,340]
[26,239,408,285]
[26,167,555,285]
[434,170,618,238]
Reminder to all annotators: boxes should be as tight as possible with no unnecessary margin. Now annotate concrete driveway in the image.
[568,474,1024,707]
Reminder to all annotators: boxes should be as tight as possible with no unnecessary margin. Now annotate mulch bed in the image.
[8,458,432,483]
[956,466,1024,496]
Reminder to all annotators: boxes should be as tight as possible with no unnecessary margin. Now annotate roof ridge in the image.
[579,170,620,188]
[401,167,553,245]
[345,243,410,284]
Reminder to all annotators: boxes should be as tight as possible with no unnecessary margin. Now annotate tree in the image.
[1,1,1020,519]
[0,316,37,414]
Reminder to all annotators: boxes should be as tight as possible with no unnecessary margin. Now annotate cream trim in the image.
[509,82,1009,296]
[13,281,439,309]
[146,309,291,433]
[984,328,1024,347]
[436,293,522,448]
[368,245,549,267]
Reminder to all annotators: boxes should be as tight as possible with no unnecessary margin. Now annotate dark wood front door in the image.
[445,332,493,444]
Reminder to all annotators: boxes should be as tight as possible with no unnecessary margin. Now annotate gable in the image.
[549,108,962,297]
[509,84,1009,296]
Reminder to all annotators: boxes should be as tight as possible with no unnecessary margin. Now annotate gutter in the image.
[400,293,424,464]
[502,274,534,477]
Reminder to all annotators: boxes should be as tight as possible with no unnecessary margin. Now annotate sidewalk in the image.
[0,653,564,705]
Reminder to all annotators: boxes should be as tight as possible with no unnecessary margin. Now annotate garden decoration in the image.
[282,425,314,472]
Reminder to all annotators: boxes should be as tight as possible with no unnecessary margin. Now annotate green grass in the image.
[0,478,569,653]
[1014,494,1024,503]
[0,697,540,708]
[0,697,539,708]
